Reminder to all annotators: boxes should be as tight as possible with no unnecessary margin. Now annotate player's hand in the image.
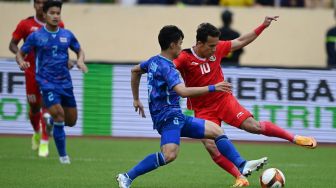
[18,61,30,71]
[68,60,76,70]
[262,16,279,28]
[77,62,88,73]
[133,99,146,118]
[214,81,232,93]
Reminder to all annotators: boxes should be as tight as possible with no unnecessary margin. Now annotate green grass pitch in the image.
[0,136,335,188]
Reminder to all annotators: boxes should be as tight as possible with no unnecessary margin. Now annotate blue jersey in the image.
[140,55,182,129]
[21,26,80,89]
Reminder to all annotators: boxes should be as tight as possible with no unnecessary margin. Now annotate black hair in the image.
[221,9,233,26]
[43,0,62,13]
[196,23,220,43]
[158,25,184,51]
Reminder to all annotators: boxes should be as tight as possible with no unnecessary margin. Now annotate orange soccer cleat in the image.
[232,175,249,187]
[294,135,317,149]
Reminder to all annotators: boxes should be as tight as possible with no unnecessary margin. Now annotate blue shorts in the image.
[157,115,205,146]
[41,87,77,108]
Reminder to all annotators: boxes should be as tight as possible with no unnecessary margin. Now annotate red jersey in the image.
[174,41,231,110]
[12,16,65,63]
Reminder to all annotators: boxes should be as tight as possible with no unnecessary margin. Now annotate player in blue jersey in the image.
[16,0,88,164]
[116,25,267,188]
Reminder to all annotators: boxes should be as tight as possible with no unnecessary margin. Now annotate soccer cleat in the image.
[294,135,317,149]
[240,157,268,177]
[31,132,41,150]
[116,173,132,188]
[43,113,53,136]
[59,156,71,164]
[38,142,49,157]
[232,175,249,187]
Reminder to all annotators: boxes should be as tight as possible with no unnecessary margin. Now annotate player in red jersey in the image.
[9,0,64,157]
[174,17,317,181]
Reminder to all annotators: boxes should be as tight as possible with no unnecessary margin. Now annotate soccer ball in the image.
[259,168,285,188]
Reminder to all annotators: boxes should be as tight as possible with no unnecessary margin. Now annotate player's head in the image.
[34,0,47,17]
[43,0,62,27]
[158,25,184,58]
[195,23,220,58]
[221,9,233,27]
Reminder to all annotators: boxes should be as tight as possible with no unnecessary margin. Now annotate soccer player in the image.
[174,17,317,179]
[9,0,65,157]
[116,25,267,188]
[16,0,88,164]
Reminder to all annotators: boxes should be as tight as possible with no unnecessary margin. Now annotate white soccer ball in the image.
[259,168,285,188]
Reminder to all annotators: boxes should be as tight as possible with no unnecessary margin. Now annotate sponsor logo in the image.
[191,62,199,65]
[209,56,216,62]
[236,112,244,119]
[60,37,67,43]
[30,27,39,32]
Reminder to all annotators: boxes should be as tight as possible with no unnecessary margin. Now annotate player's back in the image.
[140,55,182,128]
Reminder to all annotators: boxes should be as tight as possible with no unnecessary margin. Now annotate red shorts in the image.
[24,66,42,106]
[194,93,252,128]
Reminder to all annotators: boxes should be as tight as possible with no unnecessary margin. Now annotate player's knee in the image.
[240,118,262,134]
[164,152,178,163]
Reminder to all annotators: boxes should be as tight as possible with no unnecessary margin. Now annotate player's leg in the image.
[117,118,181,188]
[181,116,249,187]
[42,89,70,164]
[195,108,243,178]
[32,84,50,157]
[25,70,42,151]
[221,95,316,148]
[62,88,78,127]
[240,118,317,148]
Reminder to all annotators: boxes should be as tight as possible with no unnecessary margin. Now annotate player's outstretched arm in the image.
[75,48,88,73]
[16,50,30,71]
[9,38,20,55]
[131,64,146,118]
[231,16,279,51]
[173,81,232,98]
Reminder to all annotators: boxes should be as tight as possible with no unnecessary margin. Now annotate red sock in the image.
[29,111,41,133]
[40,108,49,141]
[212,151,241,178]
[260,121,294,142]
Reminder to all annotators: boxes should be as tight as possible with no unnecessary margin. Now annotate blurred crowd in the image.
[6,0,335,8]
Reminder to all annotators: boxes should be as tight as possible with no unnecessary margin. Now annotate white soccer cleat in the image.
[116,173,132,188]
[59,156,71,164]
[43,113,53,136]
[241,157,268,177]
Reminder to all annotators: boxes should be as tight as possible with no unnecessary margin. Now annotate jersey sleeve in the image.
[20,32,35,54]
[218,41,232,58]
[69,31,81,53]
[162,65,182,90]
[12,20,26,41]
[173,53,185,72]
[139,60,149,73]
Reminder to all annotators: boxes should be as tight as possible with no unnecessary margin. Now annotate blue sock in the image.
[127,152,166,181]
[53,122,67,157]
[215,135,246,169]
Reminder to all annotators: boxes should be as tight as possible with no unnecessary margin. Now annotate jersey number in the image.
[52,45,58,57]
[200,63,211,74]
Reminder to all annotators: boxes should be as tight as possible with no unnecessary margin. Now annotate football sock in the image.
[29,110,41,132]
[40,109,48,141]
[53,122,67,157]
[215,135,246,169]
[127,152,166,180]
[260,121,294,142]
[212,151,241,178]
